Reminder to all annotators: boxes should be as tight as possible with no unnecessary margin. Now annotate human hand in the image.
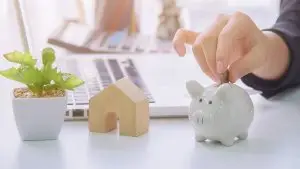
[172,12,272,83]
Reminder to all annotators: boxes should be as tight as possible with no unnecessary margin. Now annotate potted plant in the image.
[0,47,84,141]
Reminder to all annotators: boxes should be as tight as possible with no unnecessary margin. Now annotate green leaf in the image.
[42,47,55,66]
[45,67,64,84]
[41,64,55,84]
[41,69,84,90]
[0,66,45,87]
[0,67,26,84]
[61,73,84,90]
[19,66,44,85]
[43,84,59,91]
[3,51,37,66]
[40,47,57,85]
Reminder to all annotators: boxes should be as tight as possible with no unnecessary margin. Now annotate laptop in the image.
[56,52,261,120]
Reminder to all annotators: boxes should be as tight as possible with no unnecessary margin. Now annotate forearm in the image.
[241,0,300,98]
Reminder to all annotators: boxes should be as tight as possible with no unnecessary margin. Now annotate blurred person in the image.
[172,0,300,98]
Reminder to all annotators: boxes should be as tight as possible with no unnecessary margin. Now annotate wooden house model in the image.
[88,78,149,137]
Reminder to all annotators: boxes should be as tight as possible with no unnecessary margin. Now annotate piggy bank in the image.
[186,80,254,146]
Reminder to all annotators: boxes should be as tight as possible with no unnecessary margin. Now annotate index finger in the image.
[172,28,200,56]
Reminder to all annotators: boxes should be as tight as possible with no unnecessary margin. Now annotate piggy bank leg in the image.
[195,133,206,142]
[220,138,235,146]
[238,132,248,140]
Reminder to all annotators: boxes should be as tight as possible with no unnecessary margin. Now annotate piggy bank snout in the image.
[193,110,210,125]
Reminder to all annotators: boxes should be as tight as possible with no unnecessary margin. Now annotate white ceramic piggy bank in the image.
[186,80,254,146]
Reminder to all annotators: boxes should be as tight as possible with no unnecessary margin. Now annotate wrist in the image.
[252,30,290,80]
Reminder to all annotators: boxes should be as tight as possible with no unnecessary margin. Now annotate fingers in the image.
[194,35,220,81]
[173,28,199,56]
[216,12,251,73]
[191,37,218,81]
[229,44,266,82]
[192,14,229,81]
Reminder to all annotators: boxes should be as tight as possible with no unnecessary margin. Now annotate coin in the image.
[219,70,229,84]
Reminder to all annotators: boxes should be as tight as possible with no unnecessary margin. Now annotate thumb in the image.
[172,28,200,56]
[228,45,266,82]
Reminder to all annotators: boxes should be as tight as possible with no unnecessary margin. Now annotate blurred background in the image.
[0,0,280,61]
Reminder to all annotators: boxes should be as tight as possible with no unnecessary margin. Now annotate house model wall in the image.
[88,78,149,137]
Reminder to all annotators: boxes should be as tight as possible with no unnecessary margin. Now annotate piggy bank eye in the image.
[208,100,212,104]
[199,98,203,102]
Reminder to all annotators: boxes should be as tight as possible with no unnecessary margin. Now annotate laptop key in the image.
[89,86,100,90]
[74,100,89,105]
[94,59,113,88]
[89,88,100,92]
[89,87,101,92]
[73,90,86,93]
[74,88,86,92]
[67,101,74,105]
[87,85,99,89]
[108,59,124,81]
[72,109,85,117]
[74,95,88,99]
[86,79,98,83]
[73,94,88,98]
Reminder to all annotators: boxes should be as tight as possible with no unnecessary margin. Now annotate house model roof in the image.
[113,78,147,102]
[90,77,147,103]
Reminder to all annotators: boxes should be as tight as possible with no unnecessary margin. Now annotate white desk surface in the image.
[1,75,300,169]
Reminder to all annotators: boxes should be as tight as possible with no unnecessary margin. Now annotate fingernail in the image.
[212,74,220,83]
[217,61,224,73]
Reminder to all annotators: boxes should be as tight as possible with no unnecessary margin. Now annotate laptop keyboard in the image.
[64,58,154,120]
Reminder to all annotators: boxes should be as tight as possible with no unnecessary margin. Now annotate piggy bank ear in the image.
[186,80,204,98]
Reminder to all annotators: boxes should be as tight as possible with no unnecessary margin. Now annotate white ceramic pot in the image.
[12,90,67,141]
